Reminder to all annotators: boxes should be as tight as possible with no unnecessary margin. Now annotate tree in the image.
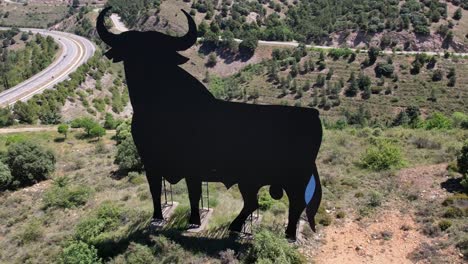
[453,8,462,20]
[71,117,98,136]
[7,141,55,187]
[13,101,38,124]
[357,73,371,90]
[432,69,444,81]
[239,35,258,55]
[72,0,80,8]
[20,32,29,41]
[0,107,14,127]
[457,141,468,191]
[115,136,143,172]
[0,161,12,190]
[104,113,120,129]
[367,46,381,65]
[90,125,106,140]
[58,124,69,139]
[345,79,359,97]
[206,52,217,67]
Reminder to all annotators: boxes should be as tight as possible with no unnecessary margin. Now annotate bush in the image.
[360,140,405,171]
[443,207,463,218]
[90,125,106,140]
[425,112,452,130]
[244,230,305,264]
[75,203,123,245]
[58,124,69,139]
[368,191,383,207]
[239,35,258,55]
[438,220,452,231]
[0,161,12,189]
[122,243,155,264]
[457,141,468,178]
[114,136,143,172]
[43,180,91,209]
[59,241,101,264]
[18,220,43,245]
[7,141,56,187]
[258,188,275,210]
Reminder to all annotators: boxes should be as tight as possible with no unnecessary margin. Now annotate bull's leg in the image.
[186,177,202,226]
[145,170,163,221]
[229,184,260,232]
[284,183,307,241]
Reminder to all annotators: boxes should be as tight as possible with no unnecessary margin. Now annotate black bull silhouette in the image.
[97,7,323,240]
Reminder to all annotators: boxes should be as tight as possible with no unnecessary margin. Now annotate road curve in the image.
[0,28,95,107]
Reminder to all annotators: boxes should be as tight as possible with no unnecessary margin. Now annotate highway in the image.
[0,28,95,107]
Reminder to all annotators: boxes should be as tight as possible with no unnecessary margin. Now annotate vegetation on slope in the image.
[0,29,58,92]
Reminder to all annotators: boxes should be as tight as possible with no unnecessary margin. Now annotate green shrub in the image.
[458,141,468,176]
[59,241,101,264]
[368,191,383,207]
[425,112,452,130]
[114,136,143,172]
[244,230,305,264]
[123,243,155,264]
[43,181,91,209]
[336,211,346,219]
[443,207,463,218]
[258,188,275,210]
[316,206,332,226]
[458,141,468,191]
[0,161,12,189]
[75,203,123,245]
[18,220,43,245]
[438,220,452,231]
[7,141,56,187]
[360,140,405,171]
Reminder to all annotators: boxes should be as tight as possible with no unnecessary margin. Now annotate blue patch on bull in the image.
[305,175,316,205]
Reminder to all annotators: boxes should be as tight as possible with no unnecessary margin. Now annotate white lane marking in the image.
[12,35,86,104]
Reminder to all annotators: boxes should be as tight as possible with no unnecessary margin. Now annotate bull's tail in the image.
[304,165,322,232]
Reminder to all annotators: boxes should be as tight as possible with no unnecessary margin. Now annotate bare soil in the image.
[308,164,464,264]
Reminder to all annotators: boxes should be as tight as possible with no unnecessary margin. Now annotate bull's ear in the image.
[104,49,124,63]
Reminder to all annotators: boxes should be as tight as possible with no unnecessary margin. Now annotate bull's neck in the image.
[124,64,214,113]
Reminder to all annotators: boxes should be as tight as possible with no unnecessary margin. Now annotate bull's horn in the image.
[173,9,198,51]
[97,6,119,46]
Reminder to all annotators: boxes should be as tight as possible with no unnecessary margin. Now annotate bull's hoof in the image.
[285,231,297,243]
[189,218,201,226]
[149,218,166,232]
[228,222,242,233]
[187,223,201,229]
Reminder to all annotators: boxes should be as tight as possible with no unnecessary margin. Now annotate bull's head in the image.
[96,7,197,65]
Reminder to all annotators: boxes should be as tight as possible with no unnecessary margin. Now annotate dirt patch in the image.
[311,210,460,263]
[397,163,449,202]
[309,164,464,263]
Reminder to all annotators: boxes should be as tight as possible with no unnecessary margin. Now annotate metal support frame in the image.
[200,181,210,210]
[161,177,174,206]
[241,194,260,235]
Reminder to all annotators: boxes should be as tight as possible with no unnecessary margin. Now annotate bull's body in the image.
[97,7,323,240]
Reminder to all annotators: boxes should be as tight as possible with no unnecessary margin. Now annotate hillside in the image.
[0,29,59,92]
[0,125,466,263]
[126,0,468,52]
[0,1,467,264]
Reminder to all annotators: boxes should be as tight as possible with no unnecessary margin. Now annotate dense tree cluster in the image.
[192,0,451,46]
[107,0,161,28]
[1,141,56,189]
[0,30,58,92]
